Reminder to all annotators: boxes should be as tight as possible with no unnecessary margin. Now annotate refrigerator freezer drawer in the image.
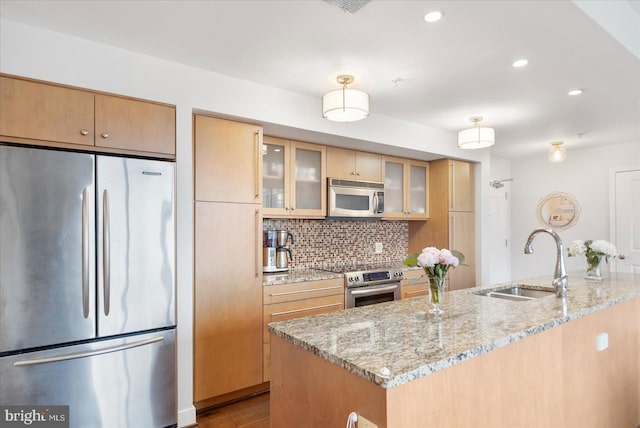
[0,329,176,428]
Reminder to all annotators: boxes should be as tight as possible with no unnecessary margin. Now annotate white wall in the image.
[510,141,640,281]
[0,19,493,427]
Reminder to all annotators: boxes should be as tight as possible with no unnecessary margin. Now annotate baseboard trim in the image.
[178,404,197,428]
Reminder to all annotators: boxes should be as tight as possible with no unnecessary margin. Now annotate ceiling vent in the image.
[323,0,371,13]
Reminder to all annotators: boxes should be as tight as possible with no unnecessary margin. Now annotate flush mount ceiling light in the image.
[568,89,583,96]
[424,10,443,22]
[547,141,567,162]
[512,58,528,68]
[457,116,495,149]
[322,75,369,122]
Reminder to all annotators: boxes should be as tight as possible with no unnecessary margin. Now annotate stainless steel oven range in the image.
[318,263,404,308]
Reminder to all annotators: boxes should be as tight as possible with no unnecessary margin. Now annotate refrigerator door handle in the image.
[103,189,111,316]
[13,336,164,367]
[82,187,90,319]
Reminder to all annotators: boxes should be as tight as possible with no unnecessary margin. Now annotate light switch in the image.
[596,332,608,351]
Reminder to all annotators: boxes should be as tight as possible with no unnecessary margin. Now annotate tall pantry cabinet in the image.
[193,115,265,407]
[409,159,476,290]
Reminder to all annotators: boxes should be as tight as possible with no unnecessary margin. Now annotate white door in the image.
[489,184,511,284]
[612,168,640,274]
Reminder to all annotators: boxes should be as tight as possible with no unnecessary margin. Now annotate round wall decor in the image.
[536,192,581,230]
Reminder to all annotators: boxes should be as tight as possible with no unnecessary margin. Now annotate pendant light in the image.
[457,116,495,149]
[322,75,369,122]
[547,141,567,162]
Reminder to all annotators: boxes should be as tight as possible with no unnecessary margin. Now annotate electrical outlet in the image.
[375,243,383,254]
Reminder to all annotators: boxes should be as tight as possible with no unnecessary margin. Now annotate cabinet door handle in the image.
[13,336,164,366]
[270,303,341,317]
[80,129,89,136]
[102,189,111,316]
[449,213,455,248]
[254,130,261,200]
[405,289,428,296]
[101,132,110,139]
[255,208,260,277]
[449,162,455,210]
[81,187,90,319]
[270,285,343,297]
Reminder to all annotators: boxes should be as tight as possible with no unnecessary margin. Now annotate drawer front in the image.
[263,294,344,342]
[263,278,343,305]
[401,283,429,299]
[402,269,426,281]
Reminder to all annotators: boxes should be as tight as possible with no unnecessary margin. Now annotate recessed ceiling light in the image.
[424,11,443,23]
[512,59,528,68]
[568,89,583,96]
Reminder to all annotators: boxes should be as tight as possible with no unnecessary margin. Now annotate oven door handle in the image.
[350,284,399,295]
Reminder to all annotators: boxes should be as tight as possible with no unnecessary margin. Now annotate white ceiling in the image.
[1,0,639,159]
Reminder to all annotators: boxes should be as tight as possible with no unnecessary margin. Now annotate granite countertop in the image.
[262,262,422,286]
[268,271,640,388]
[262,269,344,286]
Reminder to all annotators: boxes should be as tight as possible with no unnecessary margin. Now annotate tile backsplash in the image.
[263,219,408,269]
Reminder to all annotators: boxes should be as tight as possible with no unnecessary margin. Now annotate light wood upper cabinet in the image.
[94,94,175,155]
[326,146,382,182]
[383,156,429,220]
[0,75,176,157]
[263,137,326,218]
[449,159,474,212]
[0,76,95,146]
[194,115,262,204]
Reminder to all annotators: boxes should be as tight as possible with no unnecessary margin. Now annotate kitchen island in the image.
[268,272,640,427]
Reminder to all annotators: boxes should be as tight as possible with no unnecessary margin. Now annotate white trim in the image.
[178,405,197,428]
[609,165,640,273]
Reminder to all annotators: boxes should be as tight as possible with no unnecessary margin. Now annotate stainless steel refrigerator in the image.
[0,145,177,427]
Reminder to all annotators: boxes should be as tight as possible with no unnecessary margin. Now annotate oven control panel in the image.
[346,269,404,286]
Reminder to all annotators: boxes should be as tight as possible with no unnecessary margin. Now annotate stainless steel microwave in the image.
[327,178,384,219]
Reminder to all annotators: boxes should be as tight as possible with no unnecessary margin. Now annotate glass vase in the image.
[585,255,603,281]
[428,275,446,316]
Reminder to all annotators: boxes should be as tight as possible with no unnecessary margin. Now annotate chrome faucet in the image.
[524,227,568,298]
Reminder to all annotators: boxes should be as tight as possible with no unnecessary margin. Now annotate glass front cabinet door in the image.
[262,137,326,218]
[383,157,429,220]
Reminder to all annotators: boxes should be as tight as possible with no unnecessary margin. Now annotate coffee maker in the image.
[276,230,293,271]
[263,229,293,273]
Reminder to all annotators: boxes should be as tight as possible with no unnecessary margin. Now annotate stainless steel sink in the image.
[473,285,555,301]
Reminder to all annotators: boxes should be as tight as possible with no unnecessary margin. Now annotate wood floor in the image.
[196,392,270,428]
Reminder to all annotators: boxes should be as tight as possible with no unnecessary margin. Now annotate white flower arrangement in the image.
[568,239,617,268]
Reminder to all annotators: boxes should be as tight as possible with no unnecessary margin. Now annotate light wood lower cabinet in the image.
[401,269,427,299]
[194,201,263,404]
[270,296,640,427]
[262,278,344,382]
